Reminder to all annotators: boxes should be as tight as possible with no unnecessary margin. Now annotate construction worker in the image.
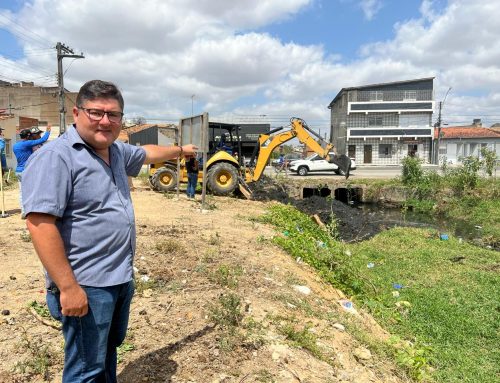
[22,79,197,382]
[13,125,51,214]
[186,155,199,198]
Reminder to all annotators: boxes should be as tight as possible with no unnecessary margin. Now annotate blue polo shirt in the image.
[22,126,146,288]
[13,130,50,172]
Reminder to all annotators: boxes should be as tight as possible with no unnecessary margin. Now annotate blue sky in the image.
[0,0,499,129]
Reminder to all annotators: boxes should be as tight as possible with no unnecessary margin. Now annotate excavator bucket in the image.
[329,154,351,179]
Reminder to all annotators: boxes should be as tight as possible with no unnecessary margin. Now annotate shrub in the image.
[480,147,497,177]
[401,156,424,186]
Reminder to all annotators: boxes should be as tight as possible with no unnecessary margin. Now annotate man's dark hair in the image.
[76,80,124,111]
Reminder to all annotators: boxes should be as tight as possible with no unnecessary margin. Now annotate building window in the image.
[368,115,383,126]
[404,91,417,101]
[369,91,383,101]
[379,144,392,158]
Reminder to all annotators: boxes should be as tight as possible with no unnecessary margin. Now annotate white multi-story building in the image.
[329,78,435,165]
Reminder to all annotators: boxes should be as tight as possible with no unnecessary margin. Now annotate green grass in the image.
[262,204,500,382]
[348,228,499,382]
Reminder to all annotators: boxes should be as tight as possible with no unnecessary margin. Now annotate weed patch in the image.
[13,328,60,381]
[209,264,243,288]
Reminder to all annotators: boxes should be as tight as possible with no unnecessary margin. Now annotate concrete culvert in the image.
[334,187,363,204]
[303,187,331,198]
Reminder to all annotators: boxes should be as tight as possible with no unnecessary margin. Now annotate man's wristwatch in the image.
[178,146,184,157]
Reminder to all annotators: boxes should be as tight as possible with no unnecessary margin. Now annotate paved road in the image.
[264,165,420,179]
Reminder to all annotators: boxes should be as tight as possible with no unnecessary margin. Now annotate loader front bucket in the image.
[329,154,351,179]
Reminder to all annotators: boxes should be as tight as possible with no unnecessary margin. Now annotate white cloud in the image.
[359,0,383,20]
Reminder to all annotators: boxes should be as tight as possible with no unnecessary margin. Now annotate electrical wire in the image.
[0,13,52,47]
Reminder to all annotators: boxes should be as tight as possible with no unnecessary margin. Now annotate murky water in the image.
[355,203,486,243]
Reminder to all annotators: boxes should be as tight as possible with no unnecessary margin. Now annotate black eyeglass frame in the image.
[78,107,124,123]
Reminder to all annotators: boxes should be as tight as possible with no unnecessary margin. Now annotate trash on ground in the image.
[140,275,150,282]
[283,230,289,236]
[392,283,404,290]
[332,323,345,332]
[367,262,375,268]
[316,240,326,248]
[440,233,449,240]
[339,299,358,314]
[293,285,311,295]
[392,291,400,297]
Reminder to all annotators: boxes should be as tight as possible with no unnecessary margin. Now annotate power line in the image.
[0,13,52,47]
[56,42,84,133]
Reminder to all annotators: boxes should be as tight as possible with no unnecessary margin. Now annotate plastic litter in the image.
[440,233,449,240]
[293,285,311,295]
[367,262,375,269]
[392,291,400,297]
[474,225,482,229]
[316,240,326,248]
[392,283,404,290]
[339,299,358,314]
[283,230,289,236]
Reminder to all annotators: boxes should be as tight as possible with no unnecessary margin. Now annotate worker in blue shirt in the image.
[13,125,51,176]
[13,125,51,213]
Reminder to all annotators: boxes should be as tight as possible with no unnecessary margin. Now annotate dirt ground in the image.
[0,181,408,383]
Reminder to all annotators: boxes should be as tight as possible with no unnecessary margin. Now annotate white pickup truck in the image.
[289,152,356,176]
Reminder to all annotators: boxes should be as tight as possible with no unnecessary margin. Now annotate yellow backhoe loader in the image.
[148,117,351,197]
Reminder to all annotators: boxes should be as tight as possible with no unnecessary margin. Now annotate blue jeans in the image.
[186,172,198,197]
[47,281,135,383]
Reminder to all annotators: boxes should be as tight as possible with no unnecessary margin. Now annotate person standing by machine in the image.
[186,155,199,198]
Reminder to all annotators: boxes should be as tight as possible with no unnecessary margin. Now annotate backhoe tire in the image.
[207,162,239,196]
[151,167,177,192]
[297,166,308,176]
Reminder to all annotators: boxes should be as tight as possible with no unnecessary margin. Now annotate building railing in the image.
[347,125,434,139]
[349,89,433,102]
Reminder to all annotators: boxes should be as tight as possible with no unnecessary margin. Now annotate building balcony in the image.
[348,101,434,114]
[347,126,434,140]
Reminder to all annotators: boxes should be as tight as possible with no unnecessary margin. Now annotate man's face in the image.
[73,98,122,150]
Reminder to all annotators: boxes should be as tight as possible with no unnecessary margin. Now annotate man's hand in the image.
[46,125,52,132]
[60,284,88,317]
[143,143,199,164]
[181,144,198,157]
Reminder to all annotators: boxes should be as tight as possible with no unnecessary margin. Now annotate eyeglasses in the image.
[78,107,124,123]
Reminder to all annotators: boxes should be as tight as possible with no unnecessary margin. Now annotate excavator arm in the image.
[250,118,351,182]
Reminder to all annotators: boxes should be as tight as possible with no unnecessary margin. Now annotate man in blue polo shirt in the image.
[13,125,51,175]
[22,80,197,382]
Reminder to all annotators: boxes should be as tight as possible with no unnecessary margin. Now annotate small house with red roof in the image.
[435,119,500,164]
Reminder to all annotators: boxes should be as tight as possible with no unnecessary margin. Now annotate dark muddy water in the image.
[250,176,493,248]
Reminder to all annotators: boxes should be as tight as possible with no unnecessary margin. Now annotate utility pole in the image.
[434,101,442,164]
[57,42,84,134]
[434,87,451,164]
[191,94,195,116]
